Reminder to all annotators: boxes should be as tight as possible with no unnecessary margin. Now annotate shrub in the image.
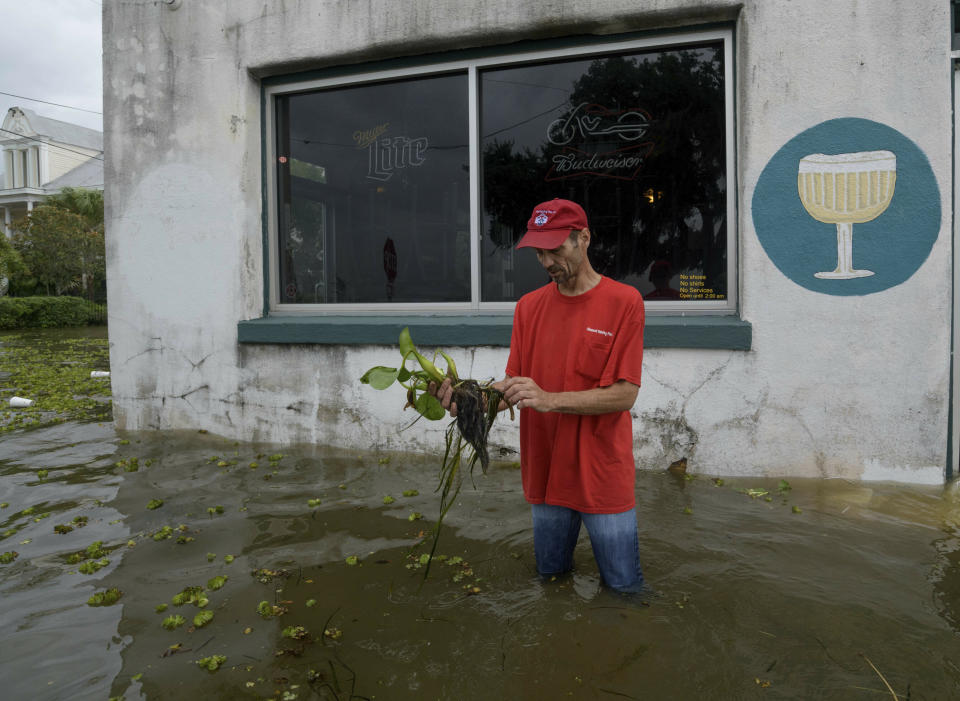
[0,296,106,329]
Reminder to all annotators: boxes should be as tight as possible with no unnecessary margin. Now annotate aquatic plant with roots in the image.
[361,327,512,576]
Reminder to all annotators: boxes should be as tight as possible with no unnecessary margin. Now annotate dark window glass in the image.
[276,73,470,304]
[480,43,727,303]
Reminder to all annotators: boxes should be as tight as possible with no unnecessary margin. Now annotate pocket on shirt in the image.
[574,341,612,382]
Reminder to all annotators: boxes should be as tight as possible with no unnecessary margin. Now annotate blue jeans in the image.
[530,503,645,593]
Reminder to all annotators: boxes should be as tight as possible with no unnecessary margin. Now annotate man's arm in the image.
[498,376,638,415]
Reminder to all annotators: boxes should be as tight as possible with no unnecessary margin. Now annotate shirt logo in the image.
[586,326,613,337]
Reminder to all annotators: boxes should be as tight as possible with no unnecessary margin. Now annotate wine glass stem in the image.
[834,222,854,274]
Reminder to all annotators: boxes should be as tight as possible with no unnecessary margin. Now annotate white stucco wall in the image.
[103,0,953,483]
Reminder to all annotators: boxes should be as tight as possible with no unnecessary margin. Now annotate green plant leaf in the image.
[360,366,398,390]
[195,654,226,671]
[398,326,415,358]
[414,392,445,421]
[87,588,123,606]
[193,610,214,628]
[161,614,186,630]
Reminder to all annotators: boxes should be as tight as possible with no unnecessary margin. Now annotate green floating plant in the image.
[78,558,109,574]
[193,610,214,628]
[0,551,18,564]
[87,588,123,606]
[281,625,308,640]
[195,655,226,672]
[361,327,511,578]
[162,614,186,630]
[172,585,205,607]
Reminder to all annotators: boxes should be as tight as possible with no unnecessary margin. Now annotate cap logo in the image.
[534,213,549,227]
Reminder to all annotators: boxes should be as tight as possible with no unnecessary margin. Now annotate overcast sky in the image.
[0,0,103,132]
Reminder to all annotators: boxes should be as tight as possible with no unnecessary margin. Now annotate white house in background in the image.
[0,106,103,237]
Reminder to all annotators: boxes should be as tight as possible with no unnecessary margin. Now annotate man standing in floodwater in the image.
[435,198,646,593]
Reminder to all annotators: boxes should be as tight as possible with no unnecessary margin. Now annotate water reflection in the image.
[0,417,958,700]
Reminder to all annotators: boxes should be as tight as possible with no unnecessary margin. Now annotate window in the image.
[275,73,469,304]
[265,28,735,314]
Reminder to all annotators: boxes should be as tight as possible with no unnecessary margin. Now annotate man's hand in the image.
[428,378,458,417]
[499,376,553,413]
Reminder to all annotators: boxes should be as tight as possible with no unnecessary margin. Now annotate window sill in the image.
[238,314,751,350]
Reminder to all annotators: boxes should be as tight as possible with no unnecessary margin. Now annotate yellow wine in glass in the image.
[797,150,896,279]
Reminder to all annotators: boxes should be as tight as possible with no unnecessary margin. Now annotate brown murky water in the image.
[1,330,959,700]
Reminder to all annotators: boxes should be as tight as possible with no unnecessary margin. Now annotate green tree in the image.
[12,194,105,298]
[0,234,27,296]
[45,187,104,230]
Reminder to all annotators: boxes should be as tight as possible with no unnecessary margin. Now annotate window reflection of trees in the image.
[482,46,727,300]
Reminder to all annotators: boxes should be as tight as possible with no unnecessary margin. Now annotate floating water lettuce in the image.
[402,489,419,497]
[257,600,286,618]
[172,585,205,607]
[0,551,18,564]
[87,588,122,606]
[207,575,228,590]
[67,540,108,564]
[382,495,395,505]
[78,558,109,574]
[161,615,186,630]
[193,610,214,628]
[0,335,111,434]
[281,625,308,640]
[195,655,226,671]
[146,499,163,510]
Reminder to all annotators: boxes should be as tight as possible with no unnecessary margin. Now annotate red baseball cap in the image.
[516,198,588,249]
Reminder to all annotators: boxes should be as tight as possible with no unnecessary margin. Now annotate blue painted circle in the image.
[752,118,940,295]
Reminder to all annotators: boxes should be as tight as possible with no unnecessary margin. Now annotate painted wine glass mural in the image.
[797,150,897,279]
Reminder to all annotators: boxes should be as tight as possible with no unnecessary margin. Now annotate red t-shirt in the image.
[505,276,645,513]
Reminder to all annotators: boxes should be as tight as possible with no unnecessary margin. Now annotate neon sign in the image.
[355,124,429,182]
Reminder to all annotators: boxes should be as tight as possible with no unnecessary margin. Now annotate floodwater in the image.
[1,330,959,700]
